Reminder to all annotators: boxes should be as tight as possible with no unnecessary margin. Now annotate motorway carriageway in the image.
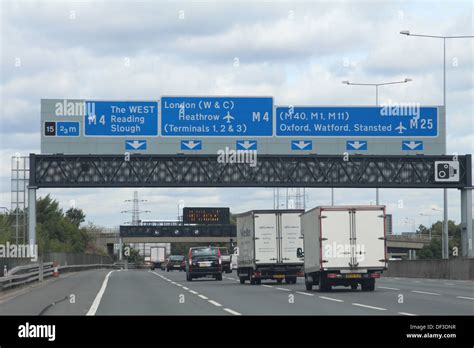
[0,269,472,316]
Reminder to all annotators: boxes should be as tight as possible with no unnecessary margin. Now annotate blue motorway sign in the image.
[161,97,273,137]
[125,140,147,150]
[402,140,423,150]
[236,140,257,150]
[84,101,158,136]
[291,140,312,150]
[346,140,367,151]
[181,140,202,150]
[57,122,80,136]
[276,106,438,137]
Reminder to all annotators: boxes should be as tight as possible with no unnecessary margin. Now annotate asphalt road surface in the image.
[0,268,472,316]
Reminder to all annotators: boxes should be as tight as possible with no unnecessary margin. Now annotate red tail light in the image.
[218,248,222,265]
[188,249,192,266]
[327,273,338,278]
[370,273,380,278]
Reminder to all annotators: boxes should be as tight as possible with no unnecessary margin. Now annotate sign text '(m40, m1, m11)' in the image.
[161,97,273,136]
[84,101,158,136]
[276,106,438,137]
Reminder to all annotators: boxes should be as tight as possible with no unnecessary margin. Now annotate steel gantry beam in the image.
[120,224,236,238]
[29,154,471,189]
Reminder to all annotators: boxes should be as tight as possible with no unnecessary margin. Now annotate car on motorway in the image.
[166,255,185,272]
[186,246,223,281]
[230,248,238,270]
[160,258,167,271]
[218,247,232,273]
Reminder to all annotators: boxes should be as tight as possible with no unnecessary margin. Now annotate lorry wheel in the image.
[216,273,223,281]
[166,269,170,272]
[186,273,192,281]
[351,283,358,290]
[239,277,245,284]
[276,279,282,284]
[292,277,297,284]
[255,278,261,285]
[305,276,313,291]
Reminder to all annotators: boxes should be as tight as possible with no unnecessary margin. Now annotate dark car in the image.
[186,247,223,281]
[166,255,185,272]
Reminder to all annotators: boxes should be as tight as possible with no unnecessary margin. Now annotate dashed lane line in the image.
[198,294,208,300]
[411,290,441,296]
[378,286,401,291]
[456,296,474,300]
[189,290,198,295]
[262,285,273,288]
[352,303,387,311]
[296,291,314,296]
[319,296,344,303]
[399,312,417,316]
[276,287,291,292]
[223,308,241,315]
[208,300,222,307]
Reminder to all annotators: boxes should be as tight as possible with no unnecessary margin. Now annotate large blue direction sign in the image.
[161,97,273,136]
[84,101,158,136]
[276,106,438,137]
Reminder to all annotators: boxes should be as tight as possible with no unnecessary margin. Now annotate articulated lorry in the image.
[236,210,304,285]
[299,206,387,291]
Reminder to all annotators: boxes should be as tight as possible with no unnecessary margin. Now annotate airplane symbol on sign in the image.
[223,111,234,123]
[395,122,407,134]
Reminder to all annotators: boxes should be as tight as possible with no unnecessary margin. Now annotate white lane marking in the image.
[189,290,198,295]
[182,287,189,290]
[399,312,417,316]
[412,290,441,296]
[296,291,314,296]
[319,296,343,303]
[170,282,177,285]
[411,280,421,283]
[87,270,115,316]
[176,284,183,287]
[456,296,474,300]
[208,300,222,307]
[227,277,236,280]
[276,287,291,292]
[262,285,273,288]
[352,303,387,311]
[198,294,208,300]
[378,286,401,291]
[223,308,241,315]
[445,283,455,286]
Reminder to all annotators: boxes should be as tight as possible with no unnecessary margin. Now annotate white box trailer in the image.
[300,205,387,291]
[150,246,166,269]
[236,210,304,285]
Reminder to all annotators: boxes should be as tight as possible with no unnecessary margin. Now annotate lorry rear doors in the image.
[280,212,304,264]
[320,209,352,268]
[254,213,278,264]
[353,208,386,268]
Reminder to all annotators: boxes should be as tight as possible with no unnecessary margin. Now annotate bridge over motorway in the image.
[94,228,433,260]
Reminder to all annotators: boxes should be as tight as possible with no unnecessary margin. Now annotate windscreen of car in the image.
[219,248,229,255]
[170,255,184,261]
[191,248,218,257]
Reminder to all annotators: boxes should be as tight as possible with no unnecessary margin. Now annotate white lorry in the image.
[236,210,304,285]
[150,246,166,270]
[299,205,387,292]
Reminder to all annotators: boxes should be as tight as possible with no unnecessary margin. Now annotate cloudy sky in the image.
[0,0,472,232]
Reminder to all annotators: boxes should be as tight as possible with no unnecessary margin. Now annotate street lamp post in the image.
[342,78,413,205]
[419,213,432,239]
[401,30,474,259]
